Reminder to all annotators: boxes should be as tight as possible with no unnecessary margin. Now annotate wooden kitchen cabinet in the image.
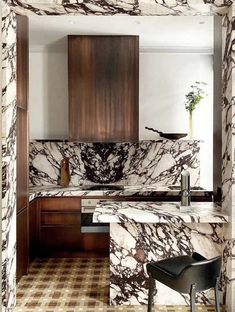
[29,199,39,263]
[17,207,29,282]
[41,212,80,225]
[68,35,139,142]
[16,14,29,213]
[16,15,29,110]
[40,197,80,212]
[37,197,109,257]
[16,105,29,281]
[38,197,82,255]
[17,108,29,212]
[80,233,109,254]
[16,14,29,281]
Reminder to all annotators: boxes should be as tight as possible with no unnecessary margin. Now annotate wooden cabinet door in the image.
[37,197,109,257]
[16,15,28,110]
[68,35,139,142]
[17,207,29,282]
[80,233,109,255]
[38,197,82,255]
[39,197,80,212]
[29,199,39,263]
[17,108,29,213]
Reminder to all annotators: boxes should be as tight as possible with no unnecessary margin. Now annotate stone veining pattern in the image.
[221,8,234,213]
[93,201,228,224]
[1,2,17,311]
[1,0,235,311]
[7,0,232,16]
[221,3,235,309]
[29,140,200,187]
[109,222,226,306]
[28,184,212,202]
[94,202,229,305]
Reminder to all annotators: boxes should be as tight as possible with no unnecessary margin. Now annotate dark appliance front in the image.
[81,198,110,233]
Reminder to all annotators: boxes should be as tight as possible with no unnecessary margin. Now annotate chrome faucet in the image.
[181,168,191,206]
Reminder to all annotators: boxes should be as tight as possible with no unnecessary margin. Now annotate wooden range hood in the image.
[68,35,139,142]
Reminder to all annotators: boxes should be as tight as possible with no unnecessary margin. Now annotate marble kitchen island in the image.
[93,201,229,306]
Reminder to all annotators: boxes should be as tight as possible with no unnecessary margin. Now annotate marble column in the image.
[221,3,235,311]
[1,1,17,311]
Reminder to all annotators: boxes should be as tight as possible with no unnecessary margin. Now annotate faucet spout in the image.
[181,168,191,206]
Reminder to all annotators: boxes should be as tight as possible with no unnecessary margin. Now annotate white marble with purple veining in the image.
[93,200,229,305]
[1,2,17,310]
[93,201,228,224]
[1,0,235,311]
[29,140,201,187]
[221,4,235,310]
[6,0,232,16]
[29,184,212,202]
[109,221,226,305]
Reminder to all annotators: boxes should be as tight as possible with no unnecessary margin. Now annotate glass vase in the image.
[189,111,193,139]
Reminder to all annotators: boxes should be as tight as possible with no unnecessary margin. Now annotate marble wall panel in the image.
[1,2,17,311]
[6,0,232,16]
[29,140,200,187]
[221,3,235,311]
[221,9,234,214]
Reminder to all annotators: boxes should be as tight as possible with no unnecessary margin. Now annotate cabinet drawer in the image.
[41,212,80,226]
[40,197,81,212]
[40,227,82,253]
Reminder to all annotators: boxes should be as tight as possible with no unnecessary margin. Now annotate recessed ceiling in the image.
[29,15,213,51]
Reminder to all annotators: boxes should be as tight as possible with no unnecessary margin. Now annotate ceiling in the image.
[29,15,214,52]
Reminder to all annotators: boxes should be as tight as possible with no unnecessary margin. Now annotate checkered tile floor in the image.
[15,258,225,312]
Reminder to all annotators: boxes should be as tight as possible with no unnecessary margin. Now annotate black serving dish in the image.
[145,126,187,140]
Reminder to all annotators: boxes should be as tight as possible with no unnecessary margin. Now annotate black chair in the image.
[146,252,221,312]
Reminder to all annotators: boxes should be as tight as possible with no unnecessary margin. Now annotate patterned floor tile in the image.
[15,258,226,312]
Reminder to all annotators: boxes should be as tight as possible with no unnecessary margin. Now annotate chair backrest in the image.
[178,254,222,293]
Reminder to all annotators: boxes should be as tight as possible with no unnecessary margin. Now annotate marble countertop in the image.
[93,201,228,224]
[29,184,212,202]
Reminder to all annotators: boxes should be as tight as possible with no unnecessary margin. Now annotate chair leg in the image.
[215,277,220,312]
[190,284,196,312]
[147,277,155,312]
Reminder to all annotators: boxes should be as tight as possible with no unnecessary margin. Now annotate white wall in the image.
[139,53,213,189]
[29,50,68,139]
[29,50,213,189]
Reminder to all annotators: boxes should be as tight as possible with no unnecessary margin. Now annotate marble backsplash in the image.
[29,140,200,187]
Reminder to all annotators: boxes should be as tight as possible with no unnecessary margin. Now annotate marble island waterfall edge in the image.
[93,201,229,306]
[109,222,226,306]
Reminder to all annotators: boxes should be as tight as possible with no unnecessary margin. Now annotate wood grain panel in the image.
[17,108,29,213]
[29,199,39,263]
[81,233,109,254]
[39,197,81,212]
[16,15,29,279]
[68,35,139,142]
[38,197,82,255]
[16,15,29,110]
[17,207,29,282]
[41,212,80,226]
[40,227,82,254]
[38,197,109,257]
